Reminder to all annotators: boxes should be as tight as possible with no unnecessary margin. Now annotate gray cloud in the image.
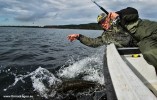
[0,0,157,25]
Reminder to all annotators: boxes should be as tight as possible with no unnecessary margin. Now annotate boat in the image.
[103,43,157,100]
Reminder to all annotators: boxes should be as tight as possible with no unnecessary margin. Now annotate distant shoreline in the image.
[0,23,102,30]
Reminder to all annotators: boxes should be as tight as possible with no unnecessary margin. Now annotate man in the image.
[67,7,157,72]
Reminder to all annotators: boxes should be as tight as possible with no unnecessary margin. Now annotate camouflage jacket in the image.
[116,7,157,42]
[78,29,137,48]
[78,7,157,48]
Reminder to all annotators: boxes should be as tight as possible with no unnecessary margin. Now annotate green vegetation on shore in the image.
[44,23,102,30]
[0,23,102,30]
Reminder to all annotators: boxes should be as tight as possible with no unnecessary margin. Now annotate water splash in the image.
[57,47,105,84]
[3,46,105,99]
[30,67,62,98]
[4,67,61,98]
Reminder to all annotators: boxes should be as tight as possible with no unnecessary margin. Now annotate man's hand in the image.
[108,12,120,25]
[67,34,80,42]
[108,12,119,20]
[100,12,119,30]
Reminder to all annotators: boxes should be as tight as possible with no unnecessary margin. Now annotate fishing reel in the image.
[112,16,120,26]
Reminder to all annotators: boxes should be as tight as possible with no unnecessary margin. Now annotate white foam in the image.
[58,47,105,85]
[4,46,106,99]
[30,67,61,98]
[4,67,61,98]
[4,73,31,91]
[83,68,104,85]
[31,77,49,98]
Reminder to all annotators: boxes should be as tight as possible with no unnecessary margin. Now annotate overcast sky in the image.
[0,0,157,26]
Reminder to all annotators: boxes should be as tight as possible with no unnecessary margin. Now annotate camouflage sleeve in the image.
[78,30,138,48]
[78,33,107,48]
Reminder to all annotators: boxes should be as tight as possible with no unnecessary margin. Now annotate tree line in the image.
[0,23,102,30]
[44,23,102,30]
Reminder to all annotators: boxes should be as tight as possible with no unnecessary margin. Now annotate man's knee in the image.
[143,49,157,68]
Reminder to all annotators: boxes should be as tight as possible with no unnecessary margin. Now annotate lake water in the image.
[0,27,106,100]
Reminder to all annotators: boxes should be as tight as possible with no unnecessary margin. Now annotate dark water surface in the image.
[0,27,106,100]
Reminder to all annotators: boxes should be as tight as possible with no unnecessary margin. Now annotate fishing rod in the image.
[91,0,139,42]
[91,0,108,15]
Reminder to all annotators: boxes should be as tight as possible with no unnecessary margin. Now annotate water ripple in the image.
[12,54,37,61]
